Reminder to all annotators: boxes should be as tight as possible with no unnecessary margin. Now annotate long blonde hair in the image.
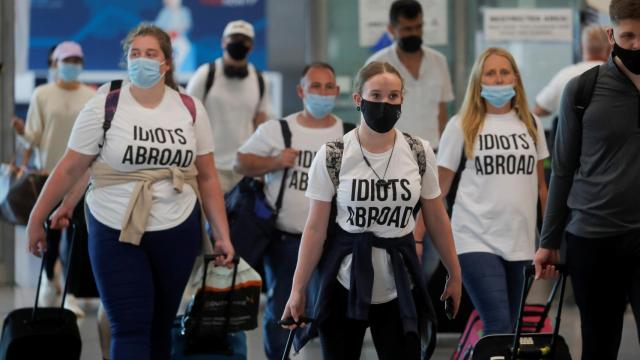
[459,48,537,158]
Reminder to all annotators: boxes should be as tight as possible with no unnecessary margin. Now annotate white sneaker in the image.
[38,273,59,307]
[64,294,86,318]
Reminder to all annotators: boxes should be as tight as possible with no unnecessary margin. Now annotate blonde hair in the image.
[354,61,404,95]
[459,47,537,158]
[122,23,178,91]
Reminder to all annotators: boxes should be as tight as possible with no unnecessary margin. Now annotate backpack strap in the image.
[109,79,123,92]
[178,93,197,124]
[100,84,122,149]
[204,61,216,100]
[574,65,599,123]
[325,139,345,190]
[326,132,426,191]
[256,70,265,100]
[402,132,426,179]
[274,119,292,214]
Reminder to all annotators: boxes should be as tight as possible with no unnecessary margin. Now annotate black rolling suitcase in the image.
[0,222,82,360]
[471,265,572,360]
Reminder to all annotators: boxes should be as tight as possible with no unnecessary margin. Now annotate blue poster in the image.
[29,0,267,72]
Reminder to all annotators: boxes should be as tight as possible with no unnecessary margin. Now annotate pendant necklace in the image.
[355,127,396,189]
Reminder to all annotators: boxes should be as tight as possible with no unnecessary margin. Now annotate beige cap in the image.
[222,20,255,39]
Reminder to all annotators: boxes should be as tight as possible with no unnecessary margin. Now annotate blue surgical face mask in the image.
[57,63,82,82]
[480,84,516,108]
[304,93,336,119]
[128,57,165,89]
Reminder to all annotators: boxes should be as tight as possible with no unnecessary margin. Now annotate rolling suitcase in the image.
[0,221,82,360]
[471,265,572,360]
[453,304,554,359]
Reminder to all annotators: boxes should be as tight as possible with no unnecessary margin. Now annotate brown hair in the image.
[353,61,404,95]
[610,0,640,25]
[122,23,178,90]
[458,48,537,158]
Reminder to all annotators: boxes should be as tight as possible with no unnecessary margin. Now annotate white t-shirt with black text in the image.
[437,111,549,261]
[68,84,215,231]
[238,113,344,234]
[306,129,440,303]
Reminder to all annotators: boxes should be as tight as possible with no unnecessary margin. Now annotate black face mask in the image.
[613,41,640,75]
[360,98,402,133]
[226,41,250,61]
[397,35,423,53]
[223,63,249,79]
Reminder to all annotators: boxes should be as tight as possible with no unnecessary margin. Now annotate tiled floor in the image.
[1,284,638,359]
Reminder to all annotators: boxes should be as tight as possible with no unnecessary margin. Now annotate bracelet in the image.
[415,241,424,244]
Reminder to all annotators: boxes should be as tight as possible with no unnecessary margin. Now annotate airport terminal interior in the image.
[1,0,640,359]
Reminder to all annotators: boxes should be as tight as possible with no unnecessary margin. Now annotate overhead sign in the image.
[484,8,573,42]
[359,0,448,47]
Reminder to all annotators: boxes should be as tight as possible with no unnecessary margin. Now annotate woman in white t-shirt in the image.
[437,47,549,335]
[26,24,234,360]
[281,61,462,359]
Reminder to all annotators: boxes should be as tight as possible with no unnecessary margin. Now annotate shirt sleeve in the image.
[436,116,464,171]
[67,95,106,156]
[535,70,565,114]
[539,77,582,249]
[193,98,215,155]
[420,139,441,199]
[238,119,280,156]
[534,115,550,160]
[305,145,335,202]
[186,64,208,103]
[22,87,45,146]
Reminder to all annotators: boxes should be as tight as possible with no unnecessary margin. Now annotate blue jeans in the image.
[459,252,529,335]
[262,230,320,360]
[421,233,440,284]
[86,204,200,360]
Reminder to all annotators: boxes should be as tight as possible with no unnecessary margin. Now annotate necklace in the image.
[355,127,396,189]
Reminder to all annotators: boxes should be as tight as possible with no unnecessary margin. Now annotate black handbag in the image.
[0,163,48,225]
[224,119,291,269]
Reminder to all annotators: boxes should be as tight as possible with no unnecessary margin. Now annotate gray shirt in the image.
[540,56,640,249]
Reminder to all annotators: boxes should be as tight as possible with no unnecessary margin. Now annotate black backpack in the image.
[203,61,265,101]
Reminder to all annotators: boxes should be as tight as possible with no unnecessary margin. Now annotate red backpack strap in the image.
[100,88,121,148]
[179,93,197,124]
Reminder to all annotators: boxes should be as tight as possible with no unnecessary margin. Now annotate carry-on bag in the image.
[0,221,82,360]
[0,162,47,225]
[470,265,572,360]
[173,254,260,358]
[171,319,247,360]
[225,119,291,269]
[453,304,554,360]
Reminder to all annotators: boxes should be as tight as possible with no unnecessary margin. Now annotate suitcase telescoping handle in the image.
[511,264,568,359]
[278,317,314,360]
[32,219,78,322]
